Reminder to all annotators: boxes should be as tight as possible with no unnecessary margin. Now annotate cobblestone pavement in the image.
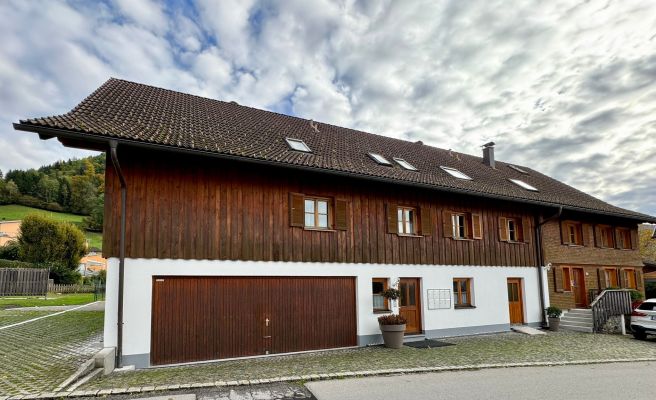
[0,309,55,327]
[82,331,656,391]
[0,310,104,396]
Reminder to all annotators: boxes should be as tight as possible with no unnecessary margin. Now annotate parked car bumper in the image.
[630,324,656,335]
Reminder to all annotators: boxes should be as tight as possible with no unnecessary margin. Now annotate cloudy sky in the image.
[1,0,655,215]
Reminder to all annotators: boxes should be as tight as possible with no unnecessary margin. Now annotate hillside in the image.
[0,204,102,250]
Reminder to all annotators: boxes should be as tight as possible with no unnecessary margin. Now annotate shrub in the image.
[381,287,401,300]
[546,306,562,318]
[0,259,39,269]
[629,289,644,301]
[377,314,407,325]
[0,241,20,260]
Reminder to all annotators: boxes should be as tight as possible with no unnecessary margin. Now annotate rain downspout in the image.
[535,206,563,327]
[109,140,126,368]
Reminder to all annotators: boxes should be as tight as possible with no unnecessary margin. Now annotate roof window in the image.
[509,179,538,191]
[393,158,417,171]
[368,153,392,166]
[285,138,311,153]
[440,166,472,180]
[508,165,529,174]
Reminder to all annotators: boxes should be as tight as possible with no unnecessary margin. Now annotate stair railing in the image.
[589,289,632,333]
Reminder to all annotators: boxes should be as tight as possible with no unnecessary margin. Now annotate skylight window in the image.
[285,138,311,153]
[440,166,472,180]
[509,179,538,191]
[508,165,529,174]
[393,157,417,171]
[368,153,392,165]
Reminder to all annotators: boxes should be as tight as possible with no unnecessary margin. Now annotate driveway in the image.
[306,361,656,400]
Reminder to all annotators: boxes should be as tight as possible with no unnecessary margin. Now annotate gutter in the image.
[109,140,127,368]
[534,206,563,327]
[13,122,655,223]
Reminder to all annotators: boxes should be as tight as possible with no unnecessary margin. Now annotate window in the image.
[508,165,528,174]
[616,228,632,249]
[509,179,538,191]
[507,218,519,241]
[285,138,312,152]
[368,153,392,166]
[623,269,637,289]
[597,225,615,248]
[452,213,467,239]
[441,166,472,180]
[605,268,619,288]
[372,278,389,311]
[304,198,330,229]
[397,207,417,235]
[393,157,417,171]
[561,221,583,246]
[499,217,526,242]
[637,301,656,311]
[453,278,472,307]
[562,267,572,292]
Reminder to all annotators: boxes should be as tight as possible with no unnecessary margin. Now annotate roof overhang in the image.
[14,122,656,223]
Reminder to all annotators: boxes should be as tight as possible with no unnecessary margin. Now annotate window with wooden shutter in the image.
[619,268,627,288]
[442,210,453,238]
[521,218,531,243]
[580,224,588,246]
[386,203,398,234]
[560,221,568,245]
[498,217,509,241]
[397,206,417,235]
[419,206,432,236]
[562,266,572,292]
[616,228,632,249]
[594,225,602,247]
[471,213,482,239]
[597,268,607,290]
[334,199,348,231]
[452,213,468,239]
[289,192,305,227]
[553,266,564,293]
[561,221,583,245]
[630,229,638,250]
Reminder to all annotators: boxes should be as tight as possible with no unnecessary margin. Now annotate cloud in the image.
[0,0,654,216]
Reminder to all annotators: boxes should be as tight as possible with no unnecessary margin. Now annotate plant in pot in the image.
[378,313,407,349]
[546,306,562,331]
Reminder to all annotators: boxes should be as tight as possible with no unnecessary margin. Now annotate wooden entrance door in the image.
[150,276,357,365]
[507,278,524,324]
[572,268,587,307]
[398,278,421,334]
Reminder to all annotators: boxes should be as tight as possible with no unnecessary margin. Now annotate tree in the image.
[17,214,86,283]
[639,226,656,261]
[0,180,19,204]
[83,195,104,232]
[69,176,97,214]
[37,175,59,203]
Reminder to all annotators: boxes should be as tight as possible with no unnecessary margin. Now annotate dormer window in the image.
[440,166,472,180]
[393,158,417,171]
[368,153,392,166]
[285,138,311,153]
[508,165,529,174]
[509,179,538,191]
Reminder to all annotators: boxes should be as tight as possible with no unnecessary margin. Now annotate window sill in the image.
[452,237,475,241]
[373,309,392,314]
[303,227,337,232]
[454,305,476,309]
[503,240,527,245]
[397,234,423,238]
[563,244,584,248]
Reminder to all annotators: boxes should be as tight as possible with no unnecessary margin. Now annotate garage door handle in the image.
[263,335,272,339]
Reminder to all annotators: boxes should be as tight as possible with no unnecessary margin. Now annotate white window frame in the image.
[393,157,417,171]
[440,166,472,180]
[452,213,467,239]
[509,178,538,191]
[285,138,312,153]
[368,153,392,166]
[508,165,528,174]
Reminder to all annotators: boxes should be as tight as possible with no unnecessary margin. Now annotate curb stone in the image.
[4,357,656,399]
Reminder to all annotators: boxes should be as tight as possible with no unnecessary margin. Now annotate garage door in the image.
[150,276,357,365]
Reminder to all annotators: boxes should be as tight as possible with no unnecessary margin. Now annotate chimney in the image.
[482,142,495,168]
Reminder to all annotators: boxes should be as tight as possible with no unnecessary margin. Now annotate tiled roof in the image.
[15,78,655,221]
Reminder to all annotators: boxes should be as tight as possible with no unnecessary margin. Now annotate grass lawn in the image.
[0,204,102,250]
[0,292,96,310]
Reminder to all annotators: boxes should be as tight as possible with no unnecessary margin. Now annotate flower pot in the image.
[379,323,406,349]
[548,317,560,331]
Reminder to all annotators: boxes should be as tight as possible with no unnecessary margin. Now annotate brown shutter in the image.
[619,268,626,288]
[442,210,453,238]
[630,229,638,250]
[637,269,644,290]
[594,225,602,247]
[597,268,607,290]
[522,217,531,243]
[334,199,348,231]
[553,266,564,293]
[386,203,398,234]
[560,221,568,245]
[614,228,622,249]
[471,213,482,239]
[498,217,508,241]
[419,206,432,236]
[289,192,305,227]
[580,224,588,246]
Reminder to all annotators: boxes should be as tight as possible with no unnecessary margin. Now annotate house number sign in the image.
[427,289,451,310]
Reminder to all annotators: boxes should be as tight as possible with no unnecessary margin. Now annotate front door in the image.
[507,278,524,324]
[398,278,422,334]
[573,268,587,307]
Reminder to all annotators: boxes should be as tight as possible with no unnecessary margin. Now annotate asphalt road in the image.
[306,361,656,400]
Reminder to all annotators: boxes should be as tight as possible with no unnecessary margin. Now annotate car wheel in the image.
[633,331,647,340]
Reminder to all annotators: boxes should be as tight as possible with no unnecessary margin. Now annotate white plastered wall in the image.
[104,258,547,359]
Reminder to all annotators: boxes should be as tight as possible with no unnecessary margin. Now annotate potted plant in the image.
[381,287,401,302]
[546,306,562,331]
[378,314,407,349]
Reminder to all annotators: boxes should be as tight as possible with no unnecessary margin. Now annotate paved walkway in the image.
[7,301,105,312]
[306,361,656,400]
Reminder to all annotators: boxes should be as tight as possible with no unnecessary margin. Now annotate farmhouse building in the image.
[13,79,655,368]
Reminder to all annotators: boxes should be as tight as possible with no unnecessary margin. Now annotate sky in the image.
[0,0,655,216]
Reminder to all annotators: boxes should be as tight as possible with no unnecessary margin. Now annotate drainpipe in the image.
[109,140,126,368]
[534,206,562,327]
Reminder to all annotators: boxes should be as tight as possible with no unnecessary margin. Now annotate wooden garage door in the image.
[150,276,357,365]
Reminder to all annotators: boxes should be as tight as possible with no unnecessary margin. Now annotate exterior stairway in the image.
[560,309,593,333]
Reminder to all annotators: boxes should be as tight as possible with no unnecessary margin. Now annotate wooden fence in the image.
[48,283,95,293]
[0,268,49,296]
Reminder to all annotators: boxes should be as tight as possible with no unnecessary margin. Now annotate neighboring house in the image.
[0,220,20,246]
[644,259,656,283]
[78,251,107,277]
[13,79,656,368]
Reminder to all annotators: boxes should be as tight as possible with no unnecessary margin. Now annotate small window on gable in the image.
[509,179,538,191]
[368,153,392,166]
[508,165,529,174]
[393,157,417,171]
[441,166,472,180]
[285,138,311,153]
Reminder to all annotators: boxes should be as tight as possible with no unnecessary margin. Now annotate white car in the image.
[631,298,656,340]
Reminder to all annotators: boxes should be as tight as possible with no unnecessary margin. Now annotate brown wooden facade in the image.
[103,148,541,266]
